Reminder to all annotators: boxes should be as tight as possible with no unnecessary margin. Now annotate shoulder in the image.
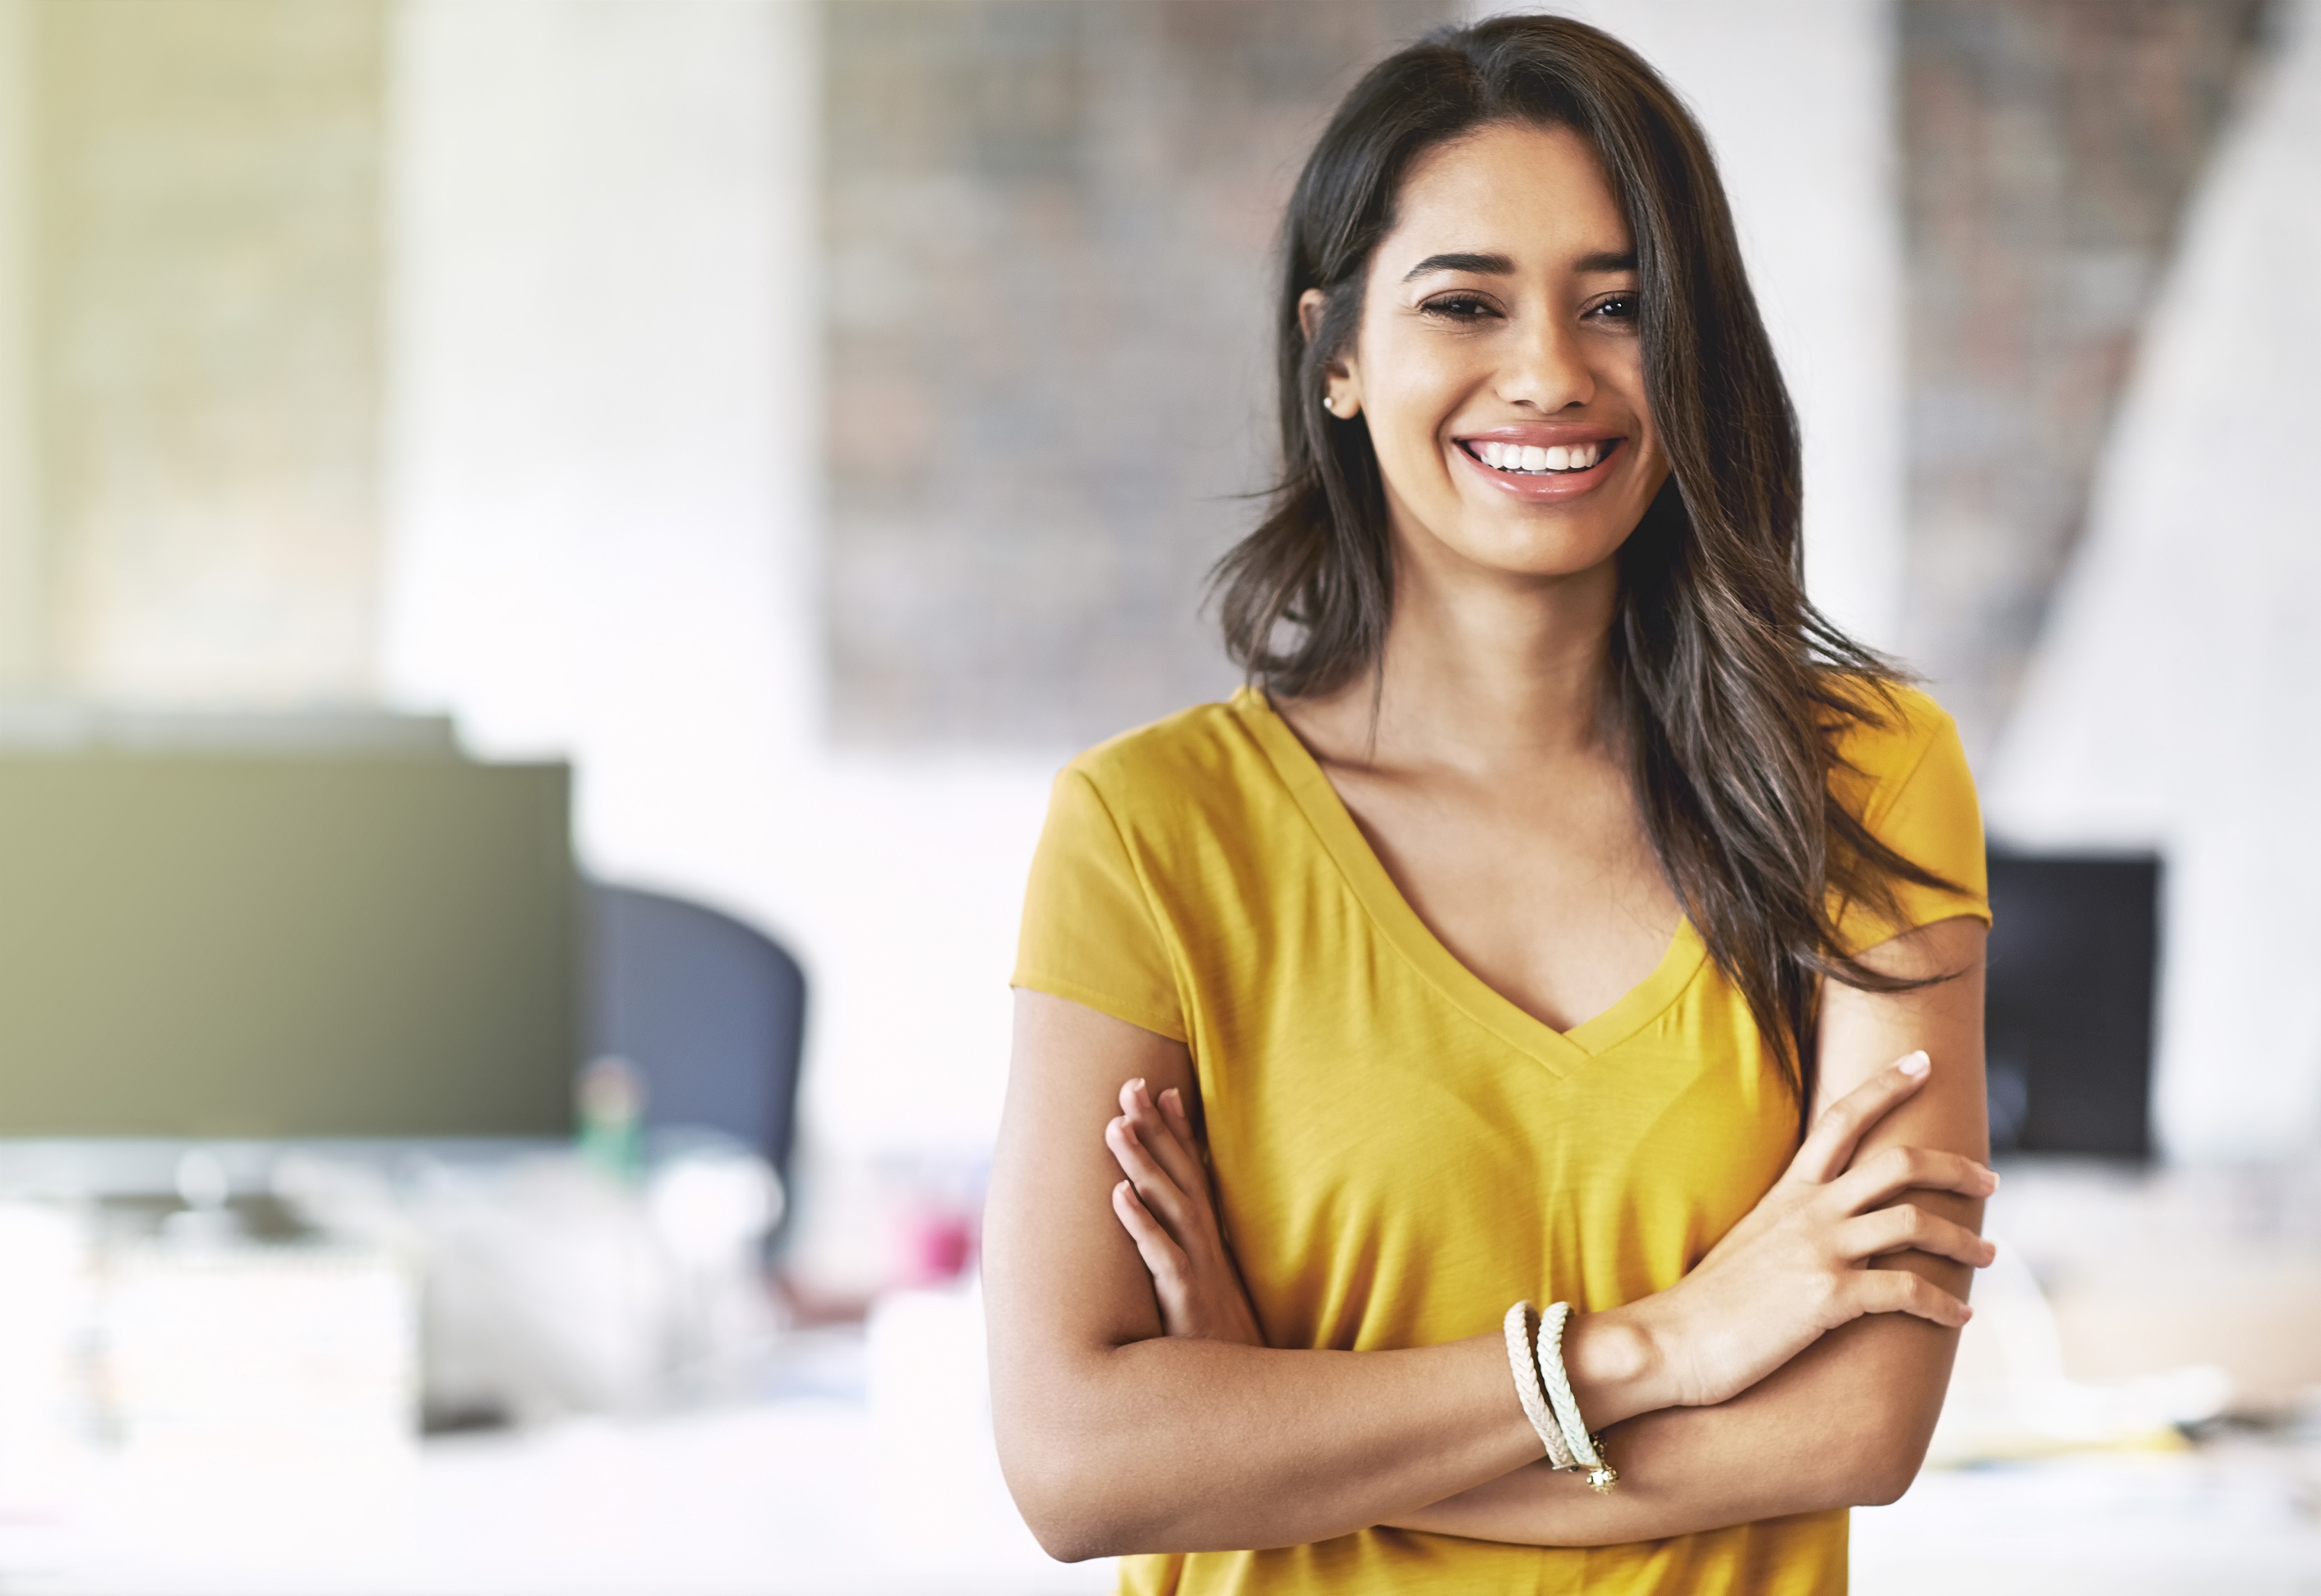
[1057,691,1280,834]
[1825,677,1971,825]
[1822,675,1988,945]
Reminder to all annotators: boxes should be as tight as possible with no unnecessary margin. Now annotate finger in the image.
[1123,1076,1216,1206]
[1111,1179,1190,1284]
[1837,1205,1999,1270]
[1125,1078,1180,1145]
[1826,1145,1999,1215]
[1105,1115,1200,1239]
[1118,1081,1172,1162]
[1160,1086,1207,1174]
[1118,1078,1174,1156]
[1791,1052,1932,1184]
[1161,1085,1194,1141]
[1844,1265,1974,1330]
[1129,1083,1211,1207]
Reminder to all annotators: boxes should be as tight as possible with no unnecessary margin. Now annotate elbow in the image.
[995,1422,1142,1563]
[1833,1406,1939,1508]
[1019,1490,1116,1565]
[1849,1451,1924,1509]
[1019,1509,1113,1567]
[993,1341,1185,1561]
[1812,1322,1951,1509]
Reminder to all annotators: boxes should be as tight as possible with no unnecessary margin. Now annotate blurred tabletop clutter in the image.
[0,1145,1091,1596]
[1851,1157,2321,1594]
[0,1157,2313,1592]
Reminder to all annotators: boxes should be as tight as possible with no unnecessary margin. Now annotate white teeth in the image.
[1473,439,1611,473]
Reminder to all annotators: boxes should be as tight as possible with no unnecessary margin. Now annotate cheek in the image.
[1609,358,1659,452]
[1363,348,1471,479]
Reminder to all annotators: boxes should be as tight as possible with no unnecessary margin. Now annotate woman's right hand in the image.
[1105,1076,1267,1348]
[1626,1051,1999,1412]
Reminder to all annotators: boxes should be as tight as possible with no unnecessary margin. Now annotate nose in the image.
[1497,313,1595,412]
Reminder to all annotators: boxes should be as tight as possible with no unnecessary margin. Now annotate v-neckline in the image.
[1234,686,1706,1077]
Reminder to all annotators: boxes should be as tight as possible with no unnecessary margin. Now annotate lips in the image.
[1451,427,1625,501]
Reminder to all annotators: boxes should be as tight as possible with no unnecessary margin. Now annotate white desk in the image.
[0,1398,1112,1595]
[1853,1434,2321,1595]
[2,1375,2313,1593]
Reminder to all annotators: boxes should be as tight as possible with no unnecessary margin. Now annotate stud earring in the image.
[1322,391,1336,414]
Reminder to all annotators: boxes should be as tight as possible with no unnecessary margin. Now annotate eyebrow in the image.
[1400,248,1636,282]
[1402,251,1513,281]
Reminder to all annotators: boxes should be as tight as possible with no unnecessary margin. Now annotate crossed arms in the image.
[982,917,1991,1561]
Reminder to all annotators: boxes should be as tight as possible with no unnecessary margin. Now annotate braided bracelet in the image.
[1536,1301,1619,1493]
[1501,1301,1576,1468]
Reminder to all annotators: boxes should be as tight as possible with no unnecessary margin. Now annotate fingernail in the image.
[1987,1169,2002,1191]
[1161,1087,1180,1108]
[1897,1051,1930,1076]
[1128,1078,1145,1093]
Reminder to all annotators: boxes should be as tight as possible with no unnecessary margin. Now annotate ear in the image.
[1298,288,1362,419]
[1296,288,1329,347]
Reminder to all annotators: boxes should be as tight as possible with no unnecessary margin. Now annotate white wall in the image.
[1525,0,1908,650]
[0,0,39,690]
[1987,1,2321,1161]
[380,0,1055,1167]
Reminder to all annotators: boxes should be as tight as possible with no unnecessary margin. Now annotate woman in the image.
[984,16,1994,1595]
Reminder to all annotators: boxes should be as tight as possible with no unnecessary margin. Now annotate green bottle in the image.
[576,1055,645,1181]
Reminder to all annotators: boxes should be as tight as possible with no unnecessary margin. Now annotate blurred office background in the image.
[0,0,2314,1590]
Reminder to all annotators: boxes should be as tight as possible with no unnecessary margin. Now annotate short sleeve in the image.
[1832,703,1992,955]
[1012,767,1188,1042]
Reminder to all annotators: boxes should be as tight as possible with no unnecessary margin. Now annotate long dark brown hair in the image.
[1212,15,1954,1110]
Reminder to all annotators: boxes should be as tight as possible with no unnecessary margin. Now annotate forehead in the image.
[1377,121,1630,270]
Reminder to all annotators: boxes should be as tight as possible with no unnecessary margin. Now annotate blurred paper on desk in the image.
[0,1203,96,1515]
[98,1242,416,1467]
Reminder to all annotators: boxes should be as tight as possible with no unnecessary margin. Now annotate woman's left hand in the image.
[1105,1078,1266,1346]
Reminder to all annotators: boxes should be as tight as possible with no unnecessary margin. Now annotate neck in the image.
[1308,534,1623,774]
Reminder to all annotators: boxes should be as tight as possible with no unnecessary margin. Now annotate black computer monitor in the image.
[1983,850,2161,1159]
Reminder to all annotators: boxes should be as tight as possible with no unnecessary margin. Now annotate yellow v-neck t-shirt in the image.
[1012,684,1988,1596]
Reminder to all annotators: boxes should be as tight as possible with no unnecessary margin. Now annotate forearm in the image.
[1388,1308,1960,1546]
[994,1292,1680,1559]
[995,1330,1543,1558]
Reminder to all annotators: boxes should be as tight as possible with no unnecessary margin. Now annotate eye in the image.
[1587,294,1640,323]
[1420,292,1499,322]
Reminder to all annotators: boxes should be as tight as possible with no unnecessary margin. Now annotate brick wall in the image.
[824,0,1455,750]
[1900,0,2267,755]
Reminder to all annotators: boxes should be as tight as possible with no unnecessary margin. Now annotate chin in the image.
[1448,525,1626,580]
[1448,496,1628,562]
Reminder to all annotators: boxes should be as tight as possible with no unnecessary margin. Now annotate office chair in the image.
[584,884,809,1193]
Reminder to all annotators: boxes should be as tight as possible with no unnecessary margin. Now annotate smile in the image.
[1459,437,1618,476]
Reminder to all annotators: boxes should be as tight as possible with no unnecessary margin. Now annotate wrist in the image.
[1561,1303,1685,1426]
